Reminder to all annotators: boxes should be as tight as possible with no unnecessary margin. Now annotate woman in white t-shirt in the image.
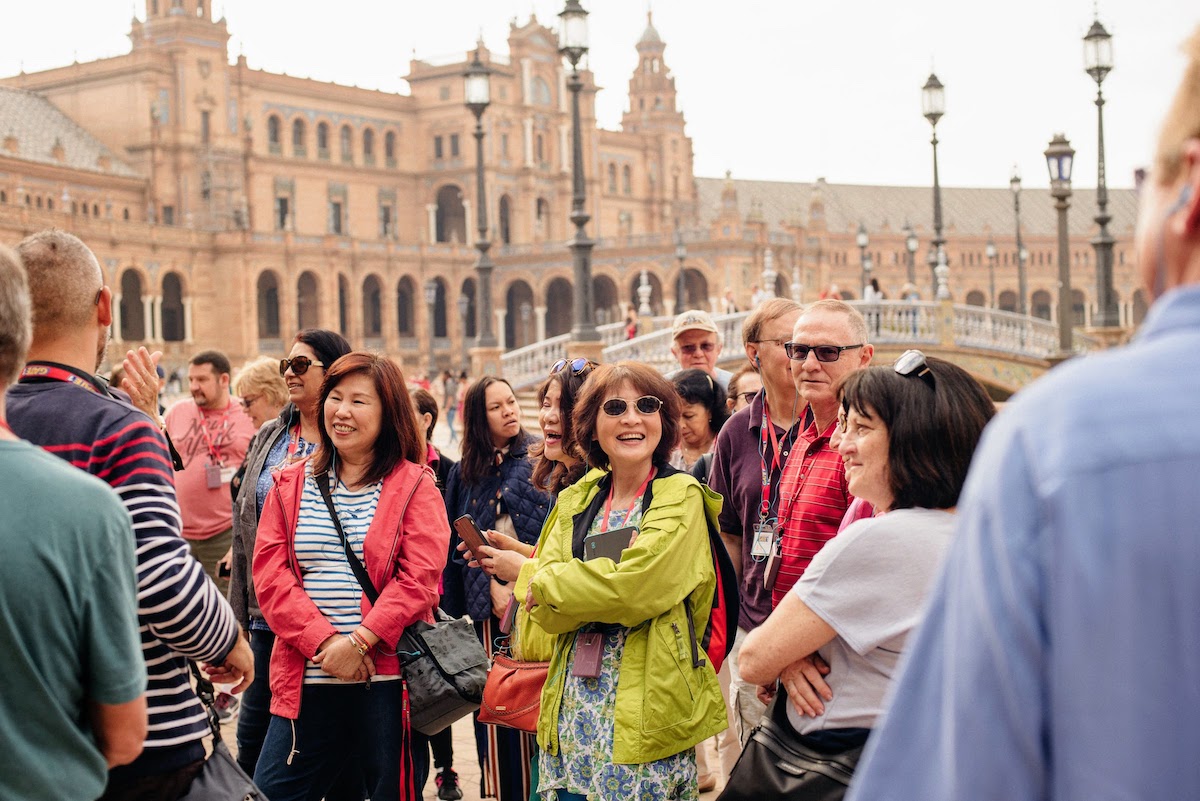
[739,351,995,743]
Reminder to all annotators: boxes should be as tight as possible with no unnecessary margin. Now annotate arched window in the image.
[532,77,552,106]
[397,277,415,337]
[119,270,145,341]
[362,275,382,336]
[267,115,281,152]
[340,125,352,162]
[384,131,397,165]
[622,165,632,195]
[256,271,281,339]
[498,195,512,245]
[607,163,617,193]
[965,289,986,307]
[161,273,185,342]
[297,271,319,329]
[363,128,375,164]
[1031,289,1052,321]
[292,118,306,156]
[316,122,329,157]
[535,134,544,164]
[435,185,467,244]
[337,274,349,336]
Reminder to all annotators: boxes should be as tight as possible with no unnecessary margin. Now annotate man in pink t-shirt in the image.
[164,350,257,597]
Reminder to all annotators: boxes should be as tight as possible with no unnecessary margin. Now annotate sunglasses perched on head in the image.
[279,356,325,376]
[784,343,864,362]
[601,395,664,416]
[894,349,935,389]
[550,357,597,377]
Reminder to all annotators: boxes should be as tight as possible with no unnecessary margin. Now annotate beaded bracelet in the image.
[347,633,369,657]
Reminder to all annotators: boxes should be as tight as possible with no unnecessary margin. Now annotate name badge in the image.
[219,465,237,484]
[204,461,222,489]
[751,520,776,560]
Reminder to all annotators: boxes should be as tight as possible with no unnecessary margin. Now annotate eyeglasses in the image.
[750,337,789,347]
[894,349,935,389]
[279,356,325,376]
[679,342,716,355]
[239,395,261,409]
[601,395,663,416]
[734,391,758,406]
[550,357,597,377]
[784,343,864,362]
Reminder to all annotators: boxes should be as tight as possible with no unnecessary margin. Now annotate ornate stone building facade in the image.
[0,2,1141,374]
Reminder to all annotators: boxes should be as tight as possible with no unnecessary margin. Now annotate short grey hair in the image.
[0,246,32,388]
[16,229,102,339]
[800,298,870,345]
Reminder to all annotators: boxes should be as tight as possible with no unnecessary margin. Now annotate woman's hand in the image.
[489,577,513,618]
[312,634,376,682]
[780,654,833,717]
[484,530,535,558]
[466,544,529,583]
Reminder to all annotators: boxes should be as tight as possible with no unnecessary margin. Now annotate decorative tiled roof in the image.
[696,175,1138,240]
[0,87,140,178]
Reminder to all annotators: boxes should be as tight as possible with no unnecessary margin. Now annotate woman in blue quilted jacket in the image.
[444,375,551,801]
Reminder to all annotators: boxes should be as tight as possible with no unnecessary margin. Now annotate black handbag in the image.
[317,472,488,736]
[717,685,867,801]
[179,663,265,801]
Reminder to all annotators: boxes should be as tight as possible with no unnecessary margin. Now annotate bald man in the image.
[6,229,252,800]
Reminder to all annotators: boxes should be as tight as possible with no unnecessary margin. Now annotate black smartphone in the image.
[218,562,232,578]
[453,514,490,558]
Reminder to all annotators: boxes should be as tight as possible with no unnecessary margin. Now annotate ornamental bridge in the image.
[500,300,1107,400]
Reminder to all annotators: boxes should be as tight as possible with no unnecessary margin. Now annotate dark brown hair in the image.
[310,352,424,484]
[460,375,524,484]
[836,357,995,511]
[411,387,438,440]
[572,361,681,471]
[530,367,591,492]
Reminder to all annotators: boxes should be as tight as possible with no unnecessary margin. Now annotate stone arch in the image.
[337,274,349,337]
[682,267,709,311]
[119,269,146,341]
[362,274,383,337]
[592,273,620,325]
[267,114,281,150]
[1071,288,1086,327]
[316,121,330,155]
[498,194,513,245]
[435,184,467,244]
[384,130,397,164]
[362,127,376,163]
[161,271,185,342]
[965,289,987,307]
[431,278,449,338]
[628,270,665,317]
[1031,289,1052,321]
[505,280,536,349]
[256,270,281,339]
[297,271,320,329]
[998,289,1017,313]
[397,276,416,337]
[339,124,353,162]
[535,197,550,242]
[545,277,574,337]
[459,277,477,339]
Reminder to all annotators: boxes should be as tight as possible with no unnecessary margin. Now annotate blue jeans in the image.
[254,681,427,801]
[235,627,275,776]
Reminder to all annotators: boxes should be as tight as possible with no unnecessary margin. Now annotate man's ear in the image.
[97,286,113,327]
[1181,139,1200,237]
[860,344,875,366]
[219,372,231,391]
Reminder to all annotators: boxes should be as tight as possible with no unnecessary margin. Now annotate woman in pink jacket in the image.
[252,352,450,801]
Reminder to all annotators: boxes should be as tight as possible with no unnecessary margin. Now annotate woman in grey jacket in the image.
[228,328,350,779]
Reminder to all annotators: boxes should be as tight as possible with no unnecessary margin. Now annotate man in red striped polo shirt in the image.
[772,299,873,607]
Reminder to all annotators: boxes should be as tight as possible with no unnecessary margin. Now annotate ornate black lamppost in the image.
[674,226,687,312]
[1045,133,1076,354]
[559,0,599,342]
[1010,165,1029,315]
[922,73,947,296]
[464,49,496,347]
[1084,16,1118,327]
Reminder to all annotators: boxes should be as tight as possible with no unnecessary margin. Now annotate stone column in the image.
[151,296,163,343]
[142,297,154,344]
[521,59,532,106]
[183,297,193,343]
[534,305,547,343]
[112,293,123,343]
[426,204,437,243]
[523,119,534,167]
[462,199,474,247]
[494,308,507,349]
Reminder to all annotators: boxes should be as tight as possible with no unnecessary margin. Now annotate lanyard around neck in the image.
[602,467,656,532]
[18,364,102,395]
[197,404,232,463]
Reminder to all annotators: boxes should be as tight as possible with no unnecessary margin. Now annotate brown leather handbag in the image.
[477,650,549,733]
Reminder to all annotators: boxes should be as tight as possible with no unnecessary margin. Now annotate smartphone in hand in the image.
[453,514,491,558]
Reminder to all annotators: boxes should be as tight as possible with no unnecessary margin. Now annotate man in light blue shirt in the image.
[849,28,1200,801]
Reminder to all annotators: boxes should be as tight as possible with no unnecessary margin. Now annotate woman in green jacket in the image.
[521,361,727,800]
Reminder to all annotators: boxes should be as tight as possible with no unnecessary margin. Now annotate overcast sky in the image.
[1,1,1194,190]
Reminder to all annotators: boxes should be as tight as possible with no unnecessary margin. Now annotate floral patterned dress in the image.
[537,500,698,801]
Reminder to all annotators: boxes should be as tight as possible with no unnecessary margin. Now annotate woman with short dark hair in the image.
[522,361,727,800]
[737,352,994,796]
[669,367,729,476]
[252,352,449,801]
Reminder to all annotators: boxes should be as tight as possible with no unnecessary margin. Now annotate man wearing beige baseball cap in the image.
[667,309,733,391]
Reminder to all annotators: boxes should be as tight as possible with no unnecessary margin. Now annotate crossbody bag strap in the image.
[188,661,225,742]
[316,470,380,605]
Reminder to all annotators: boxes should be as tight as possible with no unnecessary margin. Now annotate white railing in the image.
[499,302,1100,386]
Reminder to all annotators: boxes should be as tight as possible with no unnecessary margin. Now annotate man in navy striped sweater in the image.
[7,230,254,801]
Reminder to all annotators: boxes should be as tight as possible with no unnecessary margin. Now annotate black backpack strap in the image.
[316,470,380,605]
[188,661,225,741]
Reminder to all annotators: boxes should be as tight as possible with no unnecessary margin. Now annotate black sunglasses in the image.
[784,342,864,362]
[551,357,597,377]
[733,390,758,406]
[279,356,325,377]
[601,395,663,416]
[894,349,935,389]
